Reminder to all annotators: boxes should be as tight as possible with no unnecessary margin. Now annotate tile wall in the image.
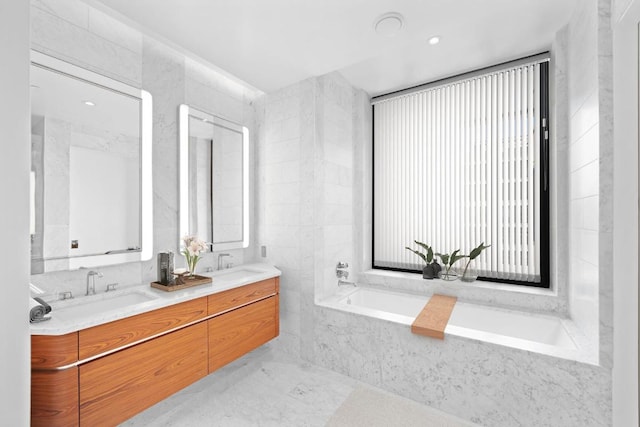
[29,0,262,299]
[562,0,615,367]
[257,72,368,359]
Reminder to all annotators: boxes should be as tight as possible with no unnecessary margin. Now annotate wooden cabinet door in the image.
[79,322,207,426]
[31,367,79,427]
[208,296,278,373]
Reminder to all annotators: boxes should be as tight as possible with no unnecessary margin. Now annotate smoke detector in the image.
[374,12,404,37]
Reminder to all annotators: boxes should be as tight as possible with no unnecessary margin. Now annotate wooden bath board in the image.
[411,294,457,339]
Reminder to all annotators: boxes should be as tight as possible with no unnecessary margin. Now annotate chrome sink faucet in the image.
[86,270,103,296]
[217,253,232,270]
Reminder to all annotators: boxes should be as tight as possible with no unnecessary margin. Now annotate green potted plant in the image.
[435,249,466,281]
[460,243,491,282]
[405,241,441,279]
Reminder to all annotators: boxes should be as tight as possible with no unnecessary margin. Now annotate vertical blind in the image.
[373,59,547,283]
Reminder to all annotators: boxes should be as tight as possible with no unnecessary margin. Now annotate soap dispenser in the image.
[157,251,175,285]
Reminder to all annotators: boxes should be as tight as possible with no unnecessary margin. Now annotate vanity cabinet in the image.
[31,277,279,426]
[207,278,279,373]
[79,323,208,426]
[209,295,278,372]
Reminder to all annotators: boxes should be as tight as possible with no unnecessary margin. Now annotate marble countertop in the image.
[30,263,281,335]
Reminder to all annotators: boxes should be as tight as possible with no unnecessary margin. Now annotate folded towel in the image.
[30,297,51,323]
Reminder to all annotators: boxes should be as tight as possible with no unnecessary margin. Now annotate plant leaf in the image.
[436,253,449,266]
[414,241,434,263]
[449,249,467,266]
[414,240,431,252]
[469,243,491,260]
[405,247,427,264]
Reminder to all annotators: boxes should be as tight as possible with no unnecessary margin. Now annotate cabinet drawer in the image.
[32,332,78,369]
[79,322,208,426]
[208,295,278,373]
[78,297,207,360]
[208,277,278,316]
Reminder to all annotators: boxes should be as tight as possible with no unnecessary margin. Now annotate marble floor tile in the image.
[121,343,473,427]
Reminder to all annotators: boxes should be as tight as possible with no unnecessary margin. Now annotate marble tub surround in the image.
[30,263,280,335]
[312,304,610,427]
[321,285,593,364]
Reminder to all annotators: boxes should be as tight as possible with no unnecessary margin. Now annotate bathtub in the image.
[322,286,579,359]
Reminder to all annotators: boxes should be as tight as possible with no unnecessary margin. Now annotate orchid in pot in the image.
[181,235,208,277]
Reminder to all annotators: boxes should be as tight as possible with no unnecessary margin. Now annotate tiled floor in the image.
[122,344,474,426]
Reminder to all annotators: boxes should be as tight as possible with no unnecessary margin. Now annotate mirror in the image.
[30,51,152,273]
[179,105,249,251]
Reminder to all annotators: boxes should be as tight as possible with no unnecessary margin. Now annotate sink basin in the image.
[53,291,156,320]
[213,268,263,283]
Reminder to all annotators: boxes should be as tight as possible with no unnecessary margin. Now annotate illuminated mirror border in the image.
[178,104,250,251]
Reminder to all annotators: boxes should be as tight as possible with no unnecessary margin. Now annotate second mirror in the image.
[179,105,249,251]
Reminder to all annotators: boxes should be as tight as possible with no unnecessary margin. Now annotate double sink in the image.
[50,266,267,322]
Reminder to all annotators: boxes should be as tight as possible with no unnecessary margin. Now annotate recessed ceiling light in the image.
[83,100,96,107]
[374,12,404,37]
[428,36,441,45]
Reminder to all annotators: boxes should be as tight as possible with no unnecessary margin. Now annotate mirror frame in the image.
[31,50,153,270]
[179,104,249,251]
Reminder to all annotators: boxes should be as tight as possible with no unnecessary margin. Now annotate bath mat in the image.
[326,386,474,427]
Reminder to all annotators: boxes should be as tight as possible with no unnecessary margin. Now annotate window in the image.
[372,54,550,287]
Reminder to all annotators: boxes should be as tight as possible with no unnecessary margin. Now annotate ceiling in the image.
[92,0,576,96]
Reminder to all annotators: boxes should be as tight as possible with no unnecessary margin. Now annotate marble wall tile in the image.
[570,124,600,172]
[570,91,600,143]
[31,5,141,86]
[184,57,256,102]
[550,26,571,307]
[258,84,306,358]
[596,0,615,367]
[32,0,89,29]
[612,0,634,20]
[87,7,142,56]
[184,77,245,123]
[564,0,603,351]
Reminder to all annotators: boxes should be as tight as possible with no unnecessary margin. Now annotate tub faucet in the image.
[338,279,357,287]
[86,270,103,296]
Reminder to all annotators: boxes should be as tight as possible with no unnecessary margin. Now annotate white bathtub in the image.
[322,286,579,358]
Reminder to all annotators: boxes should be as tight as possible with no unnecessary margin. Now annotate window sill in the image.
[357,269,566,316]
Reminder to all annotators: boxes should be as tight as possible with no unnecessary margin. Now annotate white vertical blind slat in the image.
[373,63,542,282]
[527,67,536,275]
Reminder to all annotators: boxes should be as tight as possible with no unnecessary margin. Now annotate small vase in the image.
[439,269,458,281]
[460,269,478,283]
[186,256,199,277]
[422,264,435,279]
[432,261,442,277]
